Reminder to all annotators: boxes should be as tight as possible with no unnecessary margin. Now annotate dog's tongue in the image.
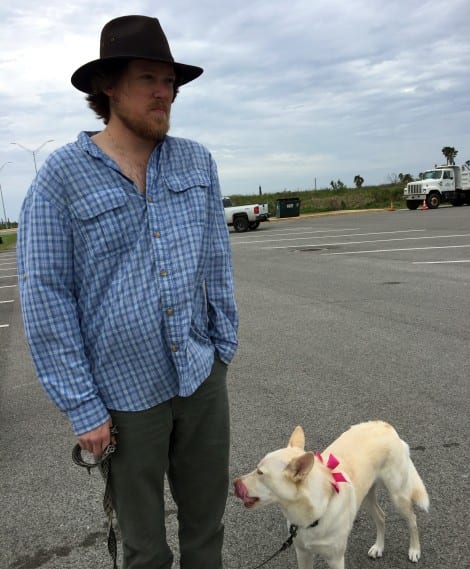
[234,480,258,508]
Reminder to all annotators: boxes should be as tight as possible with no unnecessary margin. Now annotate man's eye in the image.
[256,469,264,476]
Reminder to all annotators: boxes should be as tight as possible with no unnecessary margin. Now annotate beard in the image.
[111,98,171,142]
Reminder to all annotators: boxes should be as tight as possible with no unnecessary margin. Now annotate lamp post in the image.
[0,161,12,228]
[11,139,54,174]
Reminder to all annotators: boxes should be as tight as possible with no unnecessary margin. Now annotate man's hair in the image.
[86,60,179,124]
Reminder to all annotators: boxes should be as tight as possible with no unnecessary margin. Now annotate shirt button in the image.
[160,269,168,277]
[170,344,179,352]
[147,196,153,203]
[154,230,161,238]
[166,307,174,316]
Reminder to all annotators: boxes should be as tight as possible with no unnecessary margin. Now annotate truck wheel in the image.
[426,193,440,209]
[248,221,260,230]
[406,200,421,210]
[233,216,249,232]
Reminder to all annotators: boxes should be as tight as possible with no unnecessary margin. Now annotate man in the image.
[17,15,238,569]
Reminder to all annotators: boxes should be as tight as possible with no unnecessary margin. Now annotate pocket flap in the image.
[71,188,128,220]
[163,170,210,193]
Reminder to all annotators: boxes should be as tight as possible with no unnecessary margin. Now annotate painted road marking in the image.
[320,244,470,256]
[413,259,470,265]
[235,229,425,246]
[259,233,470,250]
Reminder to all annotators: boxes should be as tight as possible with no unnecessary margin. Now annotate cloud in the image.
[1,0,469,221]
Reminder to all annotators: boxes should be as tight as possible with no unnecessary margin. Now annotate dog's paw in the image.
[408,547,421,563]
[368,544,384,559]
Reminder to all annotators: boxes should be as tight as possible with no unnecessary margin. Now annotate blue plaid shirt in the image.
[17,132,238,435]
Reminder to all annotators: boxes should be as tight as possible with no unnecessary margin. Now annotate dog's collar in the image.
[289,519,319,536]
[315,452,348,493]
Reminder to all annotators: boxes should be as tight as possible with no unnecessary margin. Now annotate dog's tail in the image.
[408,453,429,512]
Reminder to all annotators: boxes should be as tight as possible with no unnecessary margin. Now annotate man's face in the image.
[106,59,175,141]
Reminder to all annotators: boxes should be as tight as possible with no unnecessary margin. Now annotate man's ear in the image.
[287,426,305,450]
[285,452,315,482]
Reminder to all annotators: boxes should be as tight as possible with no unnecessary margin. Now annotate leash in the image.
[72,425,119,569]
[249,520,318,569]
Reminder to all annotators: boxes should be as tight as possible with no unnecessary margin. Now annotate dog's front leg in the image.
[325,556,345,569]
[294,545,314,569]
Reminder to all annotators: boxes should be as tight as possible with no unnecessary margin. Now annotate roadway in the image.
[1,206,469,568]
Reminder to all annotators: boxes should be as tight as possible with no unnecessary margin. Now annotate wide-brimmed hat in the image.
[71,15,203,94]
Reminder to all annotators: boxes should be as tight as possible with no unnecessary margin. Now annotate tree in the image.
[442,146,458,165]
[330,179,346,190]
[398,173,414,184]
[354,175,364,188]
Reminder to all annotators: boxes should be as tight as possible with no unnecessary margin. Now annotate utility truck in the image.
[403,163,470,209]
[222,197,269,232]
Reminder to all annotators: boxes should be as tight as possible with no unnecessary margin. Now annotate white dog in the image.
[234,421,429,569]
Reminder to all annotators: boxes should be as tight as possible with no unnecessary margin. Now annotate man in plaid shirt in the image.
[17,15,238,569]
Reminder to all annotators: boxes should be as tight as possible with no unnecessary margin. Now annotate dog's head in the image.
[234,426,316,510]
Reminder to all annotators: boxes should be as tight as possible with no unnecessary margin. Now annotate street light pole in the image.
[11,139,54,174]
[0,161,12,228]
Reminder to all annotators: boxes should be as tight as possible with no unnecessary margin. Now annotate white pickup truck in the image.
[222,197,269,232]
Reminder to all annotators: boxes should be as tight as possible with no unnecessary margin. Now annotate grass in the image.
[0,232,17,251]
[227,184,405,216]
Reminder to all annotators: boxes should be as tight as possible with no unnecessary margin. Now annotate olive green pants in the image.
[109,358,229,569]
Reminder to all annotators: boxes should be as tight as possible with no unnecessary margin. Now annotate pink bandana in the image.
[315,452,348,493]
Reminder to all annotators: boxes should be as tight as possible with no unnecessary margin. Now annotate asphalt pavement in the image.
[1,206,469,568]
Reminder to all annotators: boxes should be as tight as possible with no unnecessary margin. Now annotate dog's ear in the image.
[288,426,305,449]
[285,451,315,482]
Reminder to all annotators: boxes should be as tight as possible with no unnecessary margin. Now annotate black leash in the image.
[250,520,319,569]
[72,425,119,569]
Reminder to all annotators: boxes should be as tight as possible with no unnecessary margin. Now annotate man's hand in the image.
[77,418,116,457]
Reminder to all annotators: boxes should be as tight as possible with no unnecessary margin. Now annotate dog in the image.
[234,421,429,569]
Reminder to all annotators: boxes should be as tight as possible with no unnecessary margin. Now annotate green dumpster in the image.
[275,197,301,218]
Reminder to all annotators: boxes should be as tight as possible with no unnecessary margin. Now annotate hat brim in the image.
[71,56,203,94]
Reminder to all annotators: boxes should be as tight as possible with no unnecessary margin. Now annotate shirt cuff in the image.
[67,397,111,436]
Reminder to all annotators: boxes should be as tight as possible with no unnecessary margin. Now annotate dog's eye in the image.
[256,469,264,476]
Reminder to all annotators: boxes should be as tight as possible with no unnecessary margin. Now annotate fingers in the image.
[77,418,115,457]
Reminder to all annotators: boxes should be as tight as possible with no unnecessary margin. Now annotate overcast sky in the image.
[1,0,469,222]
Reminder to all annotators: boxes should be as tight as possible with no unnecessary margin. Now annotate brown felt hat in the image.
[71,15,203,94]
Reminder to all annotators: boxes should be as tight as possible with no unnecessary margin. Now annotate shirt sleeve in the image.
[205,156,239,364]
[17,182,110,435]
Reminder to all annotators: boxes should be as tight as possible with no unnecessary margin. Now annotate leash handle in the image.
[72,425,119,569]
[72,425,119,472]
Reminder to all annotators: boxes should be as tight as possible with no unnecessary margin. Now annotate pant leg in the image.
[168,358,230,569]
[109,404,174,569]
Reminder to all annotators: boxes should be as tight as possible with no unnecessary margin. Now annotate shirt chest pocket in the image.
[71,188,140,258]
[162,170,209,228]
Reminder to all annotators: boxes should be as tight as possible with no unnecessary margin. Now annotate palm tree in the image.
[441,146,458,165]
[353,175,364,188]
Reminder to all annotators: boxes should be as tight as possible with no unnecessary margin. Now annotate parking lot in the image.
[1,207,469,568]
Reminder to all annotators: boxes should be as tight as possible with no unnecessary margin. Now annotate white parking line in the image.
[235,229,425,245]
[320,244,470,256]
[0,274,17,279]
[234,227,361,239]
[413,259,470,265]
[259,233,470,250]
[0,285,17,289]
[0,324,10,328]
[0,300,14,304]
